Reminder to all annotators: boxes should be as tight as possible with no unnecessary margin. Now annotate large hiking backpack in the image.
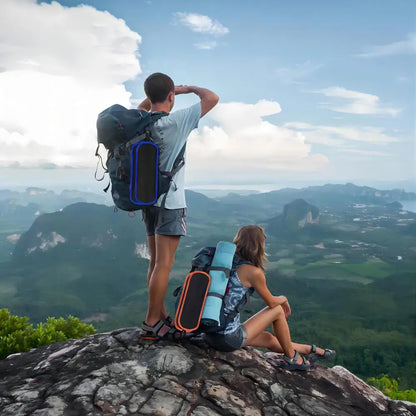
[95,104,186,211]
[174,242,254,334]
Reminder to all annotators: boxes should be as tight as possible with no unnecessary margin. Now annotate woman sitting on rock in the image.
[205,225,335,370]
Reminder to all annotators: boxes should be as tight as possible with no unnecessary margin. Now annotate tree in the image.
[0,309,95,359]
[368,374,416,403]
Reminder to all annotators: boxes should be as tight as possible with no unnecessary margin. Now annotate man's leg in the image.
[145,234,180,327]
[146,235,156,286]
[146,234,172,319]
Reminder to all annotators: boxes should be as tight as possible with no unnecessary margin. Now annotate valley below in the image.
[1,183,415,388]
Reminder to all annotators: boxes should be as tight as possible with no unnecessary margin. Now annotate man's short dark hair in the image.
[144,73,174,104]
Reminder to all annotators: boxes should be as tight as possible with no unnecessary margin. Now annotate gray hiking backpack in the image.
[95,104,185,211]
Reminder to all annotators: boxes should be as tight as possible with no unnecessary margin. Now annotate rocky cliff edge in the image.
[0,328,415,416]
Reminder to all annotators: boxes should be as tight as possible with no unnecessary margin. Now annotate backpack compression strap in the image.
[225,288,254,322]
[208,266,231,278]
[223,256,255,323]
[160,142,187,180]
[94,144,108,181]
[159,142,187,208]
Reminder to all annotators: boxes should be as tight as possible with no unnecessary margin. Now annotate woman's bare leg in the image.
[247,332,325,356]
[243,305,326,363]
[243,305,296,359]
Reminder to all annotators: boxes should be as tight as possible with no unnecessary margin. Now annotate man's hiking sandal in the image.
[306,344,336,364]
[281,350,311,371]
[140,320,186,341]
[140,320,170,340]
[163,315,173,326]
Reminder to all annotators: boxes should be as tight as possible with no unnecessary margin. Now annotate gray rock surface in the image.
[0,328,415,416]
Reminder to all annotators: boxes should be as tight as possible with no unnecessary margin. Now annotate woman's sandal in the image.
[281,350,311,371]
[306,344,336,364]
[140,319,186,341]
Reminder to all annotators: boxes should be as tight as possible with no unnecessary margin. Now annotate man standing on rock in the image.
[137,72,219,340]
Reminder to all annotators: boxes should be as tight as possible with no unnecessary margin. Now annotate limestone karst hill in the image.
[267,199,320,236]
[0,328,415,416]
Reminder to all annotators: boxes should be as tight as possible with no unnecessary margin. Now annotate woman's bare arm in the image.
[240,265,291,317]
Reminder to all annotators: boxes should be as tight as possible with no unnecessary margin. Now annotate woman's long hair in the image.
[233,225,267,271]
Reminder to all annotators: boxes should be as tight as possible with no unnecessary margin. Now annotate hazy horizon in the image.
[1,167,415,196]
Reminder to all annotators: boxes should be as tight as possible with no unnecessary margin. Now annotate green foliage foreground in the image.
[368,374,416,403]
[0,308,95,360]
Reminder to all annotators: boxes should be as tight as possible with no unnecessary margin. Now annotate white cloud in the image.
[357,33,416,58]
[0,0,141,168]
[195,41,218,50]
[174,12,229,36]
[316,87,401,116]
[0,0,141,83]
[341,149,388,157]
[186,101,328,183]
[285,122,399,146]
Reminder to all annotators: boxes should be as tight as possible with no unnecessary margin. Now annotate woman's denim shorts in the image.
[204,325,248,352]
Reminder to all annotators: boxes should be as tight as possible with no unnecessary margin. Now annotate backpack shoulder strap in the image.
[139,111,168,138]
[148,111,168,124]
[232,254,253,273]
[223,280,254,325]
[142,111,186,208]
[160,142,186,180]
[221,254,255,325]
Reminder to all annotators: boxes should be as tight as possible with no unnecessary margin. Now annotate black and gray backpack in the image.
[95,104,185,211]
[173,246,254,334]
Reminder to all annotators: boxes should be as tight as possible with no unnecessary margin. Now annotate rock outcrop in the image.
[0,328,414,416]
[267,199,320,236]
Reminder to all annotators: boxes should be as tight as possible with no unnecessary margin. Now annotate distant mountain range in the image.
[4,183,416,263]
[13,202,147,260]
[11,182,412,253]
[215,183,416,219]
[1,182,415,324]
[1,183,415,229]
[6,202,149,322]
[12,197,320,263]
[0,187,108,230]
[1,183,415,390]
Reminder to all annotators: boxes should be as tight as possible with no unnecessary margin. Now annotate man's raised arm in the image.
[175,85,219,117]
[137,97,151,111]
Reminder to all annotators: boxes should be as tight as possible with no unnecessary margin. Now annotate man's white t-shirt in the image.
[149,102,201,209]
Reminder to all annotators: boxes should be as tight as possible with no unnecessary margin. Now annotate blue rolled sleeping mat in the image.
[200,241,236,328]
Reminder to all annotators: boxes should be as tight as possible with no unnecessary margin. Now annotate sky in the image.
[0,0,415,193]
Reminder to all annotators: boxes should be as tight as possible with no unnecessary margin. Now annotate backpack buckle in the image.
[116,166,128,182]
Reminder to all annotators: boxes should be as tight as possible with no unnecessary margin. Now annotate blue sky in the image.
[0,0,415,192]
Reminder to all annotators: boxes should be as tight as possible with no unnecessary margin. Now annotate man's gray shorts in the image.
[142,206,187,236]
